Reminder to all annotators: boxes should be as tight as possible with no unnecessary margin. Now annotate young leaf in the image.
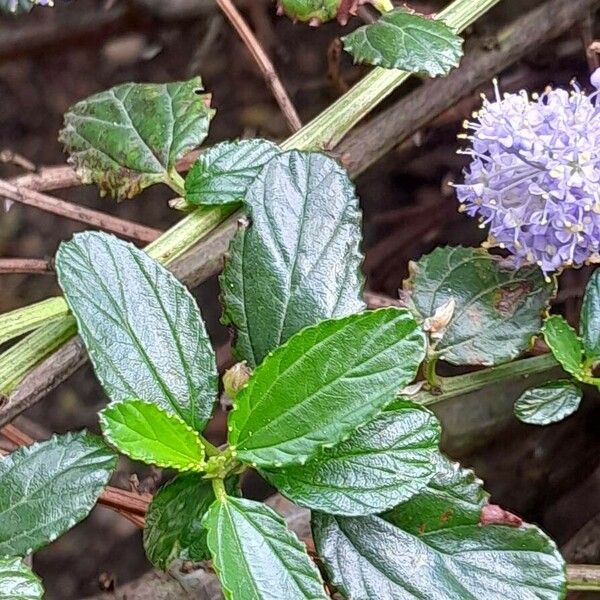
[262,401,440,516]
[56,232,218,431]
[514,380,582,426]
[542,315,585,379]
[313,511,566,600]
[403,246,554,366]
[59,78,213,199]
[228,308,426,468]
[221,150,365,368]
[276,0,341,23]
[144,474,237,569]
[100,400,205,471]
[0,432,116,556]
[0,557,43,600]
[203,496,327,600]
[342,9,463,75]
[581,269,600,363]
[184,139,279,205]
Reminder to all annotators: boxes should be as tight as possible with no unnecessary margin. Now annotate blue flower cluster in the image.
[455,71,600,275]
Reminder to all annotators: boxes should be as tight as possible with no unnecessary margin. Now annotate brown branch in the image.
[215,0,302,133]
[0,179,161,244]
[0,258,52,275]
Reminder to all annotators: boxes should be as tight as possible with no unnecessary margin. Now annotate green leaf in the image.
[383,453,489,533]
[277,0,340,23]
[542,315,585,379]
[56,231,218,431]
[228,308,426,468]
[514,380,582,426]
[59,78,213,199]
[262,401,440,516]
[0,432,116,556]
[581,269,600,363]
[342,9,463,75]
[403,246,554,366]
[0,0,37,14]
[144,474,237,569]
[184,139,279,205]
[100,400,205,471]
[221,150,365,368]
[0,557,43,600]
[203,496,327,600]
[313,511,565,600]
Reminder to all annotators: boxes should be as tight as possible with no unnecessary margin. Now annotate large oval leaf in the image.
[262,401,440,515]
[342,9,463,75]
[56,232,218,431]
[221,150,365,368]
[403,246,554,366]
[580,269,600,363]
[0,432,116,556]
[203,496,327,600]
[59,78,214,199]
[228,308,426,468]
[0,557,43,600]
[514,381,582,426]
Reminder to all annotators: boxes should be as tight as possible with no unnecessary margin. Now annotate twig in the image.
[0,259,52,275]
[0,179,161,244]
[215,0,302,133]
[567,564,600,591]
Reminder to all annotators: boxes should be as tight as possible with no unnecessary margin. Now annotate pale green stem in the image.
[567,564,600,591]
[212,477,227,501]
[0,0,502,394]
[0,297,69,347]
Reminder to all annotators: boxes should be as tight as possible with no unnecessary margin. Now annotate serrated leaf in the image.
[342,9,463,75]
[542,315,585,379]
[100,400,205,471]
[581,269,600,363]
[0,557,43,600]
[403,246,554,366]
[277,0,340,23]
[383,453,489,533]
[221,150,365,368]
[313,512,565,600]
[184,139,279,205]
[203,496,327,600]
[144,474,237,569]
[262,401,440,516]
[0,432,116,556]
[228,308,426,468]
[514,380,582,426]
[56,232,218,431]
[59,78,213,199]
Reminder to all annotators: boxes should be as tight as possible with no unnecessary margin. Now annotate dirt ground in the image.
[1,0,600,597]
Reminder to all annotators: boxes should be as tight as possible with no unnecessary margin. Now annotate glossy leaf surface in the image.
[221,150,365,367]
[542,315,585,379]
[228,308,426,468]
[514,380,582,425]
[581,269,600,362]
[56,232,218,431]
[0,557,43,600]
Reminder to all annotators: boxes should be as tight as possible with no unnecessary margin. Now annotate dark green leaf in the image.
[203,496,327,600]
[263,401,440,515]
[228,308,426,468]
[100,400,205,471]
[383,453,489,533]
[144,474,237,569]
[342,9,463,75]
[221,150,365,368]
[0,557,43,599]
[184,139,279,205]
[277,0,340,23]
[403,246,554,366]
[581,269,600,363]
[313,512,565,600]
[514,380,582,426]
[59,78,213,199]
[0,432,116,556]
[56,232,218,431]
[542,315,585,379]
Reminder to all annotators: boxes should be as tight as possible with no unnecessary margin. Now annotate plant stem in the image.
[212,477,227,501]
[424,354,441,389]
[0,298,69,346]
[200,435,221,458]
[567,564,600,591]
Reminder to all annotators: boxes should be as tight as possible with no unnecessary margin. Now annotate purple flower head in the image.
[454,71,600,276]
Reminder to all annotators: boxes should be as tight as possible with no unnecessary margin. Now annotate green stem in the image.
[0,0,502,394]
[567,564,600,591]
[211,477,227,501]
[164,169,186,197]
[411,353,561,408]
[200,436,221,458]
[424,353,441,389]
[0,297,69,347]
